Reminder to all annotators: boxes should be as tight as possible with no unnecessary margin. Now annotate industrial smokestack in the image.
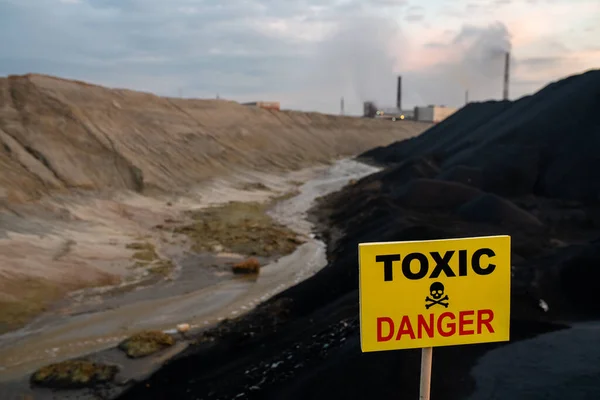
[465,90,469,105]
[340,97,345,115]
[396,76,402,110]
[503,52,510,101]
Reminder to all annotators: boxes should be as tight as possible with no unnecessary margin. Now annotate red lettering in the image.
[396,315,416,340]
[378,309,496,342]
[377,317,395,342]
[417,314,434,338]
[459,310,475,335]
[437,312,456,337]
[477,309,495,334]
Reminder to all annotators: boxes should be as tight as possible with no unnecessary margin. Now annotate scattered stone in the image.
[232,258,261,275]
[118,330,175,358]
[30,360,119,389]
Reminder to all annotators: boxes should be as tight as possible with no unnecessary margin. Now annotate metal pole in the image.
[503,51,510,100]
[419,347,433,400]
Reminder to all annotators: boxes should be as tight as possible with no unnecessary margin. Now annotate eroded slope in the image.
[0,73,430,202]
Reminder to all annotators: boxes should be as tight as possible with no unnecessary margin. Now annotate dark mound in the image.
[361,69,600,202]
[117,70,600,400]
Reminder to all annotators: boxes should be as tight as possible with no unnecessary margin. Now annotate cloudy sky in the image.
[1,0,599,115]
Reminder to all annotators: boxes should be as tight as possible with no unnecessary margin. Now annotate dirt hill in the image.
[0,74,432,335]
[0,73,430,203]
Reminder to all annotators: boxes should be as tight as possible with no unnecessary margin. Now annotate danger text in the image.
[376,309,495,341]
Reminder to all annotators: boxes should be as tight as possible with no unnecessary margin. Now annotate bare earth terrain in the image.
[0,73,431,394]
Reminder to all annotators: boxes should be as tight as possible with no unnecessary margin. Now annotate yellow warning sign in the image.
[359,235,511,352]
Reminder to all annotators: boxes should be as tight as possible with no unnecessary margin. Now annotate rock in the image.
[30,360,119,389]
[232,258,261,274]
[212,244,224,252]
[118,330,175,358]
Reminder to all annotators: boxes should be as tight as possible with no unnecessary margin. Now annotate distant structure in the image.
[363,101,377,118]
[363,75,457,123]
[503,51,510,100]
[241,101,280,111]
[341,97,345,115]
[396,76,402,110]
[465,90,469,105]
[414,105,457,123]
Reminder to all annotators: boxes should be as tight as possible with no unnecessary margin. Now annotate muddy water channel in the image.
[0,159,379,385]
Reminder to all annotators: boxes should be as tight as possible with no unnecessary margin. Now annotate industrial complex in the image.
[363,76,458,123]
[240,51,510,122]
[363,51,511,124]
[241,101,281,111]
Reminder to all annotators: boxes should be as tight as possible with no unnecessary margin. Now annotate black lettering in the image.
[429,251,456,278]
[458,249,468,276]
[472,248,496,275]
[402,253,429,280]
[376,254,401,281]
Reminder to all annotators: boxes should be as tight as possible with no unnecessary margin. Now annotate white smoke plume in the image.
[302,15,404,114]
[300,18,512,114]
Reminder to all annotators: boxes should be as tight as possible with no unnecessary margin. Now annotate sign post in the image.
[420,347,432,400]
[358,235,511,398]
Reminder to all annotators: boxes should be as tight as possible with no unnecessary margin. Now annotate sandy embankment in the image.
[0,73,430,393]
[0,159,379,390]
[0,73,431,336]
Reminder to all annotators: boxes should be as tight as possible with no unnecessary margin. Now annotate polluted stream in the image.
[0,159,379,388]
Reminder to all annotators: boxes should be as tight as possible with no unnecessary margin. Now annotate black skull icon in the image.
[425,282,449,309]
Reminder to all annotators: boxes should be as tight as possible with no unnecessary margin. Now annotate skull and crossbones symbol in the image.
[425,282,449,309]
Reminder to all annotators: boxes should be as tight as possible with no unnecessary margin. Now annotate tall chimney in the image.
[465,90,469,105]
[396,76,402,110]
[503,51,510,100]
[340,97,345,115]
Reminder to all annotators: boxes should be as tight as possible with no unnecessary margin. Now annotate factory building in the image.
[414,105,457,123]
[362,76,457,123]
[363,77,416,121]
[242,101,280,111]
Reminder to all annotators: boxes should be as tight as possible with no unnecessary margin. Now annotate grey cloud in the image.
[0,0,315,100]
[405,14,425,22]
[439,6,465,17]
[392,22,514,107]
[369,0,409,6]
[517,57,563,67]
[0,0,577,115]
[424,42,446,48]
[298,15,403,113]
